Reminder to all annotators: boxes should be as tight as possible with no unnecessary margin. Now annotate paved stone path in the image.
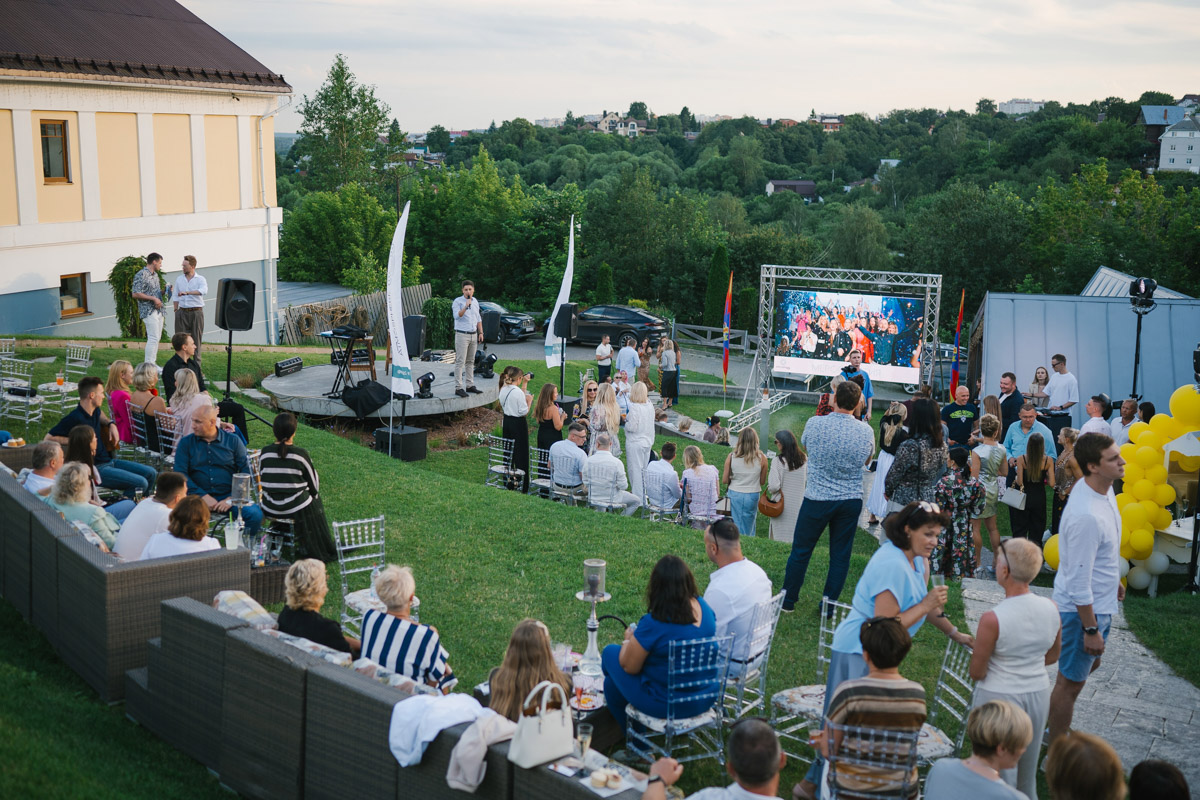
[960,577,1200,791]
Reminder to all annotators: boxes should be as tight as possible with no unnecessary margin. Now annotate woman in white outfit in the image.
[968,537,1062,800]
[624,381,656,501]
[766,429,806,544]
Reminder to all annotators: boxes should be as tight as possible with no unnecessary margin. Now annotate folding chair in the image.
[0,337,14,361]
[332,515,387,637]
[154,410,183,467]
[484,435,524,490]
[917,639,977,768]
[548,452,586,506]
[625,634,734,766]
[586,470,628,514]
[681,476,721,529]
[529,446,553,497]
[723,591,786,722]
[823,720,921,800]
[771,595,854,760]
[641,469,682,523]
[0,358,45,433]
[127,403,158,466]
[64,342,93,378]
[248,448,295,562]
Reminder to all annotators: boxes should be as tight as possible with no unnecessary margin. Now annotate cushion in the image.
[68,520,110,553]
[350,657,437,696]
[917,723,954,761]
[213,590,277,630]
[344,588,384,616]
[772,685,826,722]
[627,704,719,734]
[262,628,354,667]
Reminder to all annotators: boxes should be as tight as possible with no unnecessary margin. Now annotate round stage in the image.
[261,360,499,419]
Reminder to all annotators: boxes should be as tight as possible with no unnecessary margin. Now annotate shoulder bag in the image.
[758,459,784,517]
[998,484,1027,510]
[507,680,574,769]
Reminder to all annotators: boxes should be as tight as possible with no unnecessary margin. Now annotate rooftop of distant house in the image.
[0,0,289,91]
[1139,105,1189,127]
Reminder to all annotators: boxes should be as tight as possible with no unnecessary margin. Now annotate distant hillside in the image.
[275,132,300,156]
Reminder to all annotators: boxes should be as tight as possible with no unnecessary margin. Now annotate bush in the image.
[422,296,455,349]
[108,255,166,339]
[626,298,648,309]
[593,263,614,305]
[735,286,758,332]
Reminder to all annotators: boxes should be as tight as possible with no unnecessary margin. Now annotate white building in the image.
[0,0,289,343]
[999,98,1046,115]
[1158,114,1200,173]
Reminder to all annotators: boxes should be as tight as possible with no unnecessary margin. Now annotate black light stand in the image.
[221,328,270,428]
[1128,277,1157,402]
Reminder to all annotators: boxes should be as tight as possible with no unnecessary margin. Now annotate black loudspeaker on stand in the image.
[553,302,578,339]
[374,425,427,462]
[403,315,427,356]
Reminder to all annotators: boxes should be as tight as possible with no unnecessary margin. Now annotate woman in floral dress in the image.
[933,447,985,580]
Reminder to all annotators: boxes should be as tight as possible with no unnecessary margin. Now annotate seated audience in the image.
[601,555,718,730]
[644,441,683,509]
[1044,731,1124,800]
[113,471,187,561]
[104,359,135,444]
[43,462,121,551]
[1129,759,1189,800]
[702,415,725,444]
[139,495,221,559]
[681,445,719,523]
[259,412,337,562]
[361,565,457,693]
[641,718,785,800]
[549,422,589,490]
[168,369,216,438]
[277,558,361,655]
[582,432,640,515]
[128,361,167,450]
[65,424,134,521]
[174,405,263,536]
[924,700,1031,800]
[45,375,157,498]
[487,619,572,722]
[703,518,772,674]
[20,441,62,497]
[162,331,204,404]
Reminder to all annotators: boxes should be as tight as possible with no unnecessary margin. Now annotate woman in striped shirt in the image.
[361,565,457,693]
[259,413,336,562]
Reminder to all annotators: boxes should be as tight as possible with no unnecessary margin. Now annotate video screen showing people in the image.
[772,289,926,383]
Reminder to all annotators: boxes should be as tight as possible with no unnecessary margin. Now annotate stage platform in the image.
[261,360,498,419]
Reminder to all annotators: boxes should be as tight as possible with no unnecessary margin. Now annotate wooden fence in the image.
[279,284,432,345]
[672,322,753,354]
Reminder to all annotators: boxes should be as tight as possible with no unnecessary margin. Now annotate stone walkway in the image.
[960,577,1200,791]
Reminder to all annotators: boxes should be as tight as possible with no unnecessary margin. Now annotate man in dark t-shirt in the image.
[162,332,205,404]
[941,385,979,447]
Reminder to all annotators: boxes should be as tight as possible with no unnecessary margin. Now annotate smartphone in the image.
[525,372,534,380]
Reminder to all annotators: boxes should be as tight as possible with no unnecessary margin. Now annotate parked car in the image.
[572,305,668,348]
[479,302,537,343]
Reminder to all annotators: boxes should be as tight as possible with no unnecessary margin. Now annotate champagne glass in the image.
[575,722,593,761]
[930,574,948,618]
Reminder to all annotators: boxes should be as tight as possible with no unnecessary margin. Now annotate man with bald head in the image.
[941,384,979,448]
[173,405,263,535]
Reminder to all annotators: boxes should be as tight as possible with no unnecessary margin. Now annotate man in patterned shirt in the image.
[131,252,167,365]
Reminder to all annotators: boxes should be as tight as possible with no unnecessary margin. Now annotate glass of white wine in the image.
[575,722,593,761]
[930,573,947,618]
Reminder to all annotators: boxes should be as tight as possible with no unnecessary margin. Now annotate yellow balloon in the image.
[1116,492,1134,510]
[1136,431,1163,452]
[1182,456,1200,473]
[1156,508,1174,531]
[1044,534,1060,570]
[1169,384,1200,426]
[1149,414,1175,440]
[1120,541,1134,560]
[1131,479,1156,501]
[1135,446,1162,468]
[1128,421,1151,442]
[1139,499,1160,519]
[1123,463,1145,484]
[1145,465,1167,484]
[1130,529,1155,560]
[1169,450,1182,463]
[1120,443,1139,463]
[1154,483,1177,508]
[1120,526,1130,544]
[1121,503,1149,529]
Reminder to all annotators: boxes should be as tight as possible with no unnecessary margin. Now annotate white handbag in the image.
[999,485,1027,510]
[506,680,574,769]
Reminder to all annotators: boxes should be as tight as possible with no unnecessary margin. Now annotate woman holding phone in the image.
[498,366,533,492]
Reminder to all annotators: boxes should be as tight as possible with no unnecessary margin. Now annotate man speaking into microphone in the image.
[452,279,484,398]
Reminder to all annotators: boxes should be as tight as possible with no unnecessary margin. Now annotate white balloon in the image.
[1126,565,1152,591]
[1119,558,1130,578]
[1130,558,1146,569]
[1146,551,1171,576]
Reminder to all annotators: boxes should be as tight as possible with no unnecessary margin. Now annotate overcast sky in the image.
[182,0,1199,133]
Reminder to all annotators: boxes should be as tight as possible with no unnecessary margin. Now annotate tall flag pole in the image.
[722,271,733,397]
[949,288,965,397]
[544,216,576,387]
[385,201,413,399]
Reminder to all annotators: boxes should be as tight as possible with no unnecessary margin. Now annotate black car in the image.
[479,302,537,343]
[572,305,668,349]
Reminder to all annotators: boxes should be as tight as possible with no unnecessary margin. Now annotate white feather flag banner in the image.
[385,201,413,398]
[543,215,575,368]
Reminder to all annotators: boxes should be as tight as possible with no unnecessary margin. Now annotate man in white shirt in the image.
[1109,398,1137,447]
[641,719,785,800]
[114,471,188,561]
[1079,393,1112,436]
[615,340,640,383]
[644,441,683,509]
[595,334,613,383]
[172,255,208,364]
[582,433,640,515]
[21,441,62,497]
[549,423,589,488]
[451,280,484,397]
[1047,432,1124,747]
[1043,353,1079,419]
[704,518,772,674]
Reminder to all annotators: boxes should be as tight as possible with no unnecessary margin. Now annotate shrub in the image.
[593,263,614,305]
[108,255,166,339]
[626,299,648,309]
[422,296,455,348]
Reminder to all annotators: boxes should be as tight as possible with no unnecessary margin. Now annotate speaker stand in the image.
[221,328,269,428]
[559,338,566,396]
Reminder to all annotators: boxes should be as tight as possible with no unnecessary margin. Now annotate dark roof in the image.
[1139,106,1187,126]
[0,0,289,90]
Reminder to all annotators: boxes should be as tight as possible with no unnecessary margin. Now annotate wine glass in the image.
[575,722,593,761]
[930,573,948,618]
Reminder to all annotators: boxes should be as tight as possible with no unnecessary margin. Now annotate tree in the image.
[388,118,402,145]
[297,54,391,191]
[829,204,890,269]
[976,98,997,115]
[1137,90,1177,106]
[703,245,731,325]
[679,106,695,131]
[278,182,397,283]
[593,263,614,304]
[628,101,649,120]
[426,125,450,154]
[563,111,577,129]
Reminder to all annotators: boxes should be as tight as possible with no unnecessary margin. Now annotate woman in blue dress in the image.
[793,501,976,800]
[602,555,718,731]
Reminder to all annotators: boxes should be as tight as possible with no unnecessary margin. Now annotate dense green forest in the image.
[276,58,1200,332]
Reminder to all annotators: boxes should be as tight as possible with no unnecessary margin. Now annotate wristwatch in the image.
[1083,626,1099,636]
[648,775,664,786]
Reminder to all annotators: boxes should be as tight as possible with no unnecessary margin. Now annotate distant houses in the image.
[1157,114,1199,173]
[765,179,817,201]
[808,113,845,132]
[999,99,1046,115]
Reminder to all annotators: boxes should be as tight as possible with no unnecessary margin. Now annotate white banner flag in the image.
[386,201,414,398]
[544,215,575,367]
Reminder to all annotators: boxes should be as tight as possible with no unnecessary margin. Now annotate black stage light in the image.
[477,352,498,379]
[416,372,435,399]
[1130,277,1157,309]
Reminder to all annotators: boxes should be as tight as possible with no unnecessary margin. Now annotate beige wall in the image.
[251,115,277,208]
[153,113,193,214]
[204,115,240,212]
[95,112,141,219]
[0,110,16,226]
[32,110,83,223]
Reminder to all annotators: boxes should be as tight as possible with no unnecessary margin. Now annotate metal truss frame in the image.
[749,266,943,404]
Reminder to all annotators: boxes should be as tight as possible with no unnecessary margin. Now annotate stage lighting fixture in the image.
[1127,277,1159,400]
[1130,277,1157,309]
[477,352,498,379]
[416,372,435,399]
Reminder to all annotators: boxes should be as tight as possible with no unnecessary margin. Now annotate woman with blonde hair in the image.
[867,402,908,524]
[488,619,572,722]
[277,558,360,654]
[971,414,1008,576]
[44,461,121,550]
[1051,427,1082,537]
[924,700,1032,799]
[128,361,167,450]
[722,427,768,537]
[497,366,532,492]
[589,382,622,457]
[105,360,135,444]
[624,381,655,500]
[681,445,719,526]
[361,565,457,693]
[167,369,216,436]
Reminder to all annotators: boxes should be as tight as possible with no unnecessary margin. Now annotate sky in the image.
[181,0,1200,134]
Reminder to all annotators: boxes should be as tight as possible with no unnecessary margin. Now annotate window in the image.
[1169,158,1176,164]
[1170,144,1176,150]
[1189,159,1194,165]
[1190,145,1195,151]
[59,273,88,317]
[40,120,70,183]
